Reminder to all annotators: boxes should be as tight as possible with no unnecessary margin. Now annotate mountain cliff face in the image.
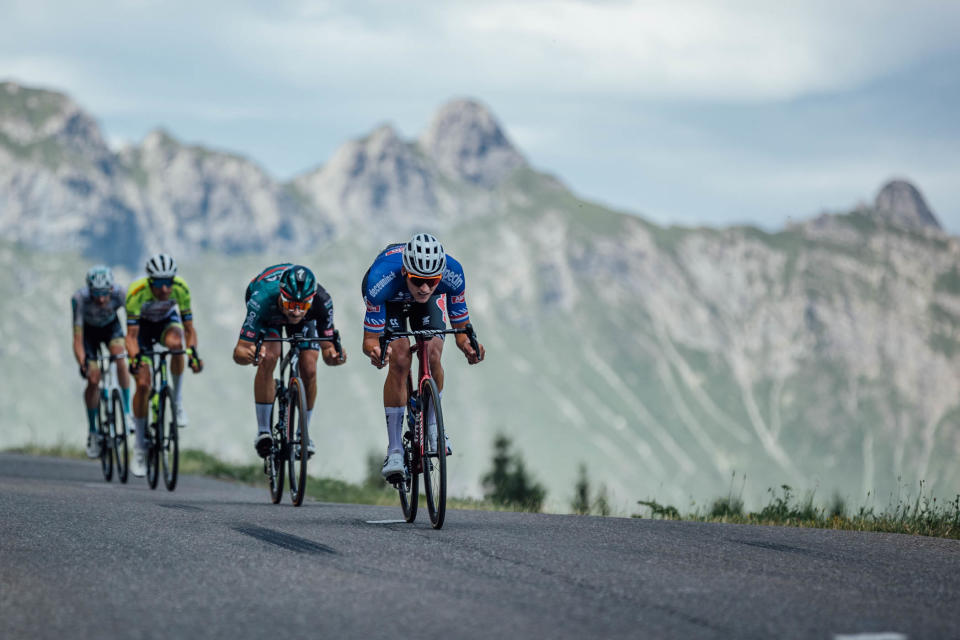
[2,80,958,510]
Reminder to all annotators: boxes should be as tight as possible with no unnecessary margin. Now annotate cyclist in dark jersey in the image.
[72,265,131,459]
[232,264,347,458]
[361,233,485,480]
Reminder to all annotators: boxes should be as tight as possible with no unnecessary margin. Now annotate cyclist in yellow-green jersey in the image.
[125,253,203,476]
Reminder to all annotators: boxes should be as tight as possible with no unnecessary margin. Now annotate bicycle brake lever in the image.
[253,334,265,366]
[378,330,389,367]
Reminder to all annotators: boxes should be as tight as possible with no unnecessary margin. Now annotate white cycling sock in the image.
[307,408,313,428]
[134,416,147,450]
[255,403,272,434]
[427,390,443,430]
[172,373,183,405]
[385,406,405,454]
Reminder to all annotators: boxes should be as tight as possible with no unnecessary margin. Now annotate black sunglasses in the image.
[149,277,174,288]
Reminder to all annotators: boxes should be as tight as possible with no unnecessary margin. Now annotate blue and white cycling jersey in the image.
[361,244,470,333]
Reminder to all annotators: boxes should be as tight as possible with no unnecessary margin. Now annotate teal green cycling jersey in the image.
[240,264,334,341]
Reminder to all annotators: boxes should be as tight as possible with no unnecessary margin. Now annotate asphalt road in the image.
[2,453,958,639]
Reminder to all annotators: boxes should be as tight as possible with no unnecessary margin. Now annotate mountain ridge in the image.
[2,80,958,510]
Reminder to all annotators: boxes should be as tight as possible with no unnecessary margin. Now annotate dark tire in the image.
[421,378,446,529]
[98,393,113,482]
[398,396,419,523]
[146,394,160,490]
[160,387,179,491]
[112,390,129,484]
[268,379,284,504]
[286,377,309,506]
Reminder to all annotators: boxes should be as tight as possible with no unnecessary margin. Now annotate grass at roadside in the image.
[6,444,496,510]
[8,446,960,539]
[635,484,960,540]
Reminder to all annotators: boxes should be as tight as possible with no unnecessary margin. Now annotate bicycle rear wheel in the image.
[286,377,309,506]
[98,393,113,482]
[112,390,129,484]
[268,380,284,504]
[146,395,160,490]
[421,378,446,529]
[160,387,179,491]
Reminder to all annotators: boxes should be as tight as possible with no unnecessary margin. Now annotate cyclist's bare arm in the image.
[125,324,140,362]
[233,338,257,365]
[363,331,389,369]
[321,340,346,366]
[183,319,203,372]
[183,318,198,351]
[452,320,485,364]
[73,330,86,368]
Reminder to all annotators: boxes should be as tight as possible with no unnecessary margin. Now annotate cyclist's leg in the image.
[291,320,320,413]
[160,316,186,417]
[82,326,102,416]
[131,322,161,450]
[82,327,104,456]
[107,318,132,419]
[410,297,449,453]
[381,303,411,476]
[253,330,281,456]
[286,323,320,457]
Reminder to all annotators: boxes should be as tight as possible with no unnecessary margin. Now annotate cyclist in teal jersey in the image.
[232,264,347,458]
[72,265,132,458]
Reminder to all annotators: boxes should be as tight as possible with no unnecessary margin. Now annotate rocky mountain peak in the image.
[294,121,438,231]
[0,81,109,162]
[874,179,941,231]
[418,98,526,187]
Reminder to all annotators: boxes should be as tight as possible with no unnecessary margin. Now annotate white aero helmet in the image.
[86,265,114,292]
[402,233,446,277]
[145,253,177,279]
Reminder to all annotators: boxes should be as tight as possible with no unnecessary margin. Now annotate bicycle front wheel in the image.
[112,390,129,484]
[286,377,309,506]
[398,400,419,522]
[160,387,179,491]
[421,378,446,529]
[146,395,160,490]
[268,380,284,504]
[98,393,113,482]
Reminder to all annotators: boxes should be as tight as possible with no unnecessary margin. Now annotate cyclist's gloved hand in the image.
[78,363,88,379]
[188,346,203,373]
[128,356,141,376]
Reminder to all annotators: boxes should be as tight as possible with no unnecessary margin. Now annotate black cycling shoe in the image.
[254,433,272,458]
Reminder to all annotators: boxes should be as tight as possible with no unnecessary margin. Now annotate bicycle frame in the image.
[94,349,128,482]
[378,324,478,460]
[95,351,124,404]
[140,348,185,411]
[378,323,478,528]
[139,348,186,491]
[253,329,342,505]
[253,329,343,431]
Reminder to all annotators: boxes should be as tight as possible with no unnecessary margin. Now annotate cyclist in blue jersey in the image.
[233,264,347,458]
[361,233,485,480]
[72,265,133,458]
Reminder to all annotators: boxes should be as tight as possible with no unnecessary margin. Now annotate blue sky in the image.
[3,0,959,231]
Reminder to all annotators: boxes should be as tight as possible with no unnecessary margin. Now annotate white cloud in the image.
[210,0,960,101]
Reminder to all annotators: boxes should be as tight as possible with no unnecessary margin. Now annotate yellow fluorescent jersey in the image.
[125,276,193,325]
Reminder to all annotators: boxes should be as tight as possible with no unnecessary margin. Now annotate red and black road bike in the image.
[379,323,479,529]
